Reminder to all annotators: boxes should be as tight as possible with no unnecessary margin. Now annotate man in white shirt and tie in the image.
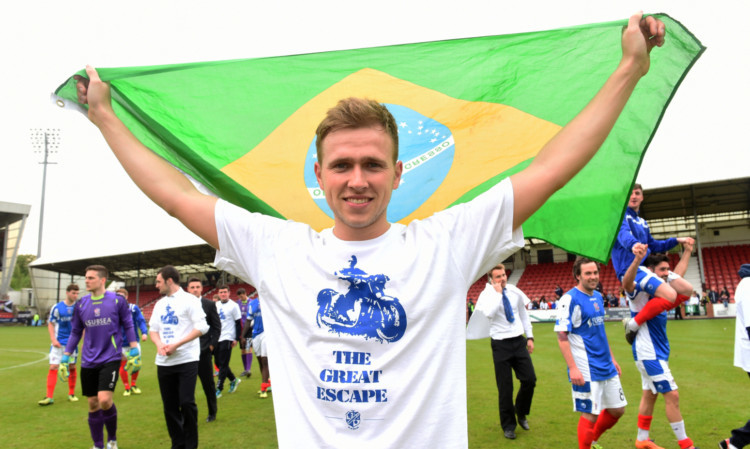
[471,264,536,440]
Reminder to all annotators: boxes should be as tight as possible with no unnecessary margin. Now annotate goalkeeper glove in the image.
[125,347,142,374]
[58,354,70,382]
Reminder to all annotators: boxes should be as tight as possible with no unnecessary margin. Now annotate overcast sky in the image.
[1,0,747,263]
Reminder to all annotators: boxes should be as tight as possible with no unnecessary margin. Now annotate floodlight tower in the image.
[30,129,60,258]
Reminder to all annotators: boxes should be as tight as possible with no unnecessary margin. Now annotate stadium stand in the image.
[140,300,159,322]
[467,277,486,303]
[702,244,750,299]
[503,253,695,305]
[26,177,748,321]
[120,286,162,321]
[514,260,620,300]
[476,245,741,308]
[125,286,162,307]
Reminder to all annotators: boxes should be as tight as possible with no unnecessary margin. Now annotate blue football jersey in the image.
[248,298,264,337]
[50,301,76,345]
[554,287,617,381]
[629,291,670,361]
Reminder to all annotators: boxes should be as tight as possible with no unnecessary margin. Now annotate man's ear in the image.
[392,160,403,190]
[314,161,325,191]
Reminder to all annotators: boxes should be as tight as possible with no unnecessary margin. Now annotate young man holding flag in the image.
[73,13,665,448]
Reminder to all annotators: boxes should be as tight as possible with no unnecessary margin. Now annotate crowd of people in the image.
[38,265,269,449]
[467,201,747,449]
[40,250,748,449]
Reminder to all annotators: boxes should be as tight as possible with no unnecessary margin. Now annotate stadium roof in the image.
[0,201,31,228]
[32,177,750,279]
[640,177,750,220]
[32,243,217,281]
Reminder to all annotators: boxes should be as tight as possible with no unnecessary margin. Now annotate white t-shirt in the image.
[214,178,522,449]
[216,300,241,342]
[148,288,208,366]
[734,277,750,372]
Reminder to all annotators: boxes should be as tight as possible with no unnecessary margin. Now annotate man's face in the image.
[490,268,508,289]
[628,188,644,211]
[218,288,229,303]
[187,281,203,298]
[155,273,169,296]
[314,127,403,241]
[66,289,79,303]
[84,270,105,293]
[652,261,670,282]
[238,293,247,302]
[576,262,600,293]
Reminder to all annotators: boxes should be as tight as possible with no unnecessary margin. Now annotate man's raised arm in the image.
[673,239,694,278]
[622,243,648,294]
[510,12,665,229]
[75,66,219,249]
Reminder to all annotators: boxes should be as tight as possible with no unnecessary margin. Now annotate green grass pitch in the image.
[0,319,746,448]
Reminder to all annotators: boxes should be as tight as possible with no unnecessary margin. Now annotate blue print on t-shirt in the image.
[316,256,407,343]
[161,305,179,325]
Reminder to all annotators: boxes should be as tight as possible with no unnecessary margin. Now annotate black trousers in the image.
[730,419,750,448]
[157,361,199,449]
[215,340,236,391]
[198,348,217,417]
[491,336,537,431]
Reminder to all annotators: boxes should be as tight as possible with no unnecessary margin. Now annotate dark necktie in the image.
[502,288,515,323]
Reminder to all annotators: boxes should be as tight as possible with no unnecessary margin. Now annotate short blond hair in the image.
[315,97,399,164]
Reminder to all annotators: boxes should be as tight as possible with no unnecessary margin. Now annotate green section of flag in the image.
[54,13,703,262]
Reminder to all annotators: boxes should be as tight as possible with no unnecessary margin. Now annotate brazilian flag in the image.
[53,13,703,262]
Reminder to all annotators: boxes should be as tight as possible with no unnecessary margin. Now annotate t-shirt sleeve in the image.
[190,300,209,335]
[232,302,242,321]
[149,305,161,333]
[214,199,304,286]
[423,178,524,284]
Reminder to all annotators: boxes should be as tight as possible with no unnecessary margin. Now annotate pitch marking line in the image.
[0,348,49,371]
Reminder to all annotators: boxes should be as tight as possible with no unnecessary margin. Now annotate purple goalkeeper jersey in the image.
[66,290,136,368]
